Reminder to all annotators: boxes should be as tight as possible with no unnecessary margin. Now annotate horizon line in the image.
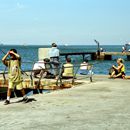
[1,44,124,46]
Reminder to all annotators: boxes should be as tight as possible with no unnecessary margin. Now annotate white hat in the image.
[122,46,125,49]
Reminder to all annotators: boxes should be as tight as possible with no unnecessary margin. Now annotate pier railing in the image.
[0,62,93,88]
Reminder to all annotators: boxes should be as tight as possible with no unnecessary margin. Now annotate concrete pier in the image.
[0,75,130,130]
[99,52,130,60]
[38,48,130,61]
[60,52,97,60]
[60,52,130,60]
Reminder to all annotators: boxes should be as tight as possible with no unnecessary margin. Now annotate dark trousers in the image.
[50,57,59,76]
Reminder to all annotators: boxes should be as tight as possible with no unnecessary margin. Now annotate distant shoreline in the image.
[0,44,124,46]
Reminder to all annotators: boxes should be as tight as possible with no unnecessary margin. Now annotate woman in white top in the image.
[78,59,89,75]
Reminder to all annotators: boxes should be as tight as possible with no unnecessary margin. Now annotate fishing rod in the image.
[94,39,100,45]
[94,39,102,56]
[0,49,8,83]
[0,49,6,55]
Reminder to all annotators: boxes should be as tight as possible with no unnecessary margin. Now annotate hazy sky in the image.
[0,0,130,45]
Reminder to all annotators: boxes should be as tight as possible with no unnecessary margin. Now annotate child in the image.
[2,49,28,105]
[110,58,125,79]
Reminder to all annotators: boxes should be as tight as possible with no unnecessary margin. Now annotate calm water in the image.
[0,45,130,75]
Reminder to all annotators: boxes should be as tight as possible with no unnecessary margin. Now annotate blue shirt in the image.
[49,47,60,58]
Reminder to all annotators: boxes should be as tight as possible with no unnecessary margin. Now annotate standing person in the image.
[49,43,60,78]
[122,46,126,53]
[2,49,28,105]
[100,48,104,52]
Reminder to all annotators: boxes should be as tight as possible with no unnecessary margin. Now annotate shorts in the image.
[121,72,125,75]
[115,71,125,78]
[9,81,23,90]
[115,69,119,75]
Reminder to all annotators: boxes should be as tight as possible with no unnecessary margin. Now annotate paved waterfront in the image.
[0,75,130,130]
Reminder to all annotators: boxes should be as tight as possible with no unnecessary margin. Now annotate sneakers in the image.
[4,100,10,105]
[4,97,29,105]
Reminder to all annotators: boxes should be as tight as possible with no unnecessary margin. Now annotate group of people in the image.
[1,43,127,105]
[33,43,60,79]
[1,43,60,105]
[1,43,75,105]
[122,43,130,53]
[33,43,91,79]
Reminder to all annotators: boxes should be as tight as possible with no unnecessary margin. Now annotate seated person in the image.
[33,58,50,78]
[109,58,125,79]
[62,58,74,78]
[78,59,90,75]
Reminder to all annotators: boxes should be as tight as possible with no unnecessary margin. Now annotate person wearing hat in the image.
[48,43,60,78]
[33,58,50,78]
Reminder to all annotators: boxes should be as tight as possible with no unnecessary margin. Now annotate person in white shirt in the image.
[78,59,89,75]
[33,58,50,78]
[49,43,60,58]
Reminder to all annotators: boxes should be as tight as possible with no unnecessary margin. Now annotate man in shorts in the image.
[2,49,28,105]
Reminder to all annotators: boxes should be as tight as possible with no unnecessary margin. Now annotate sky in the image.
[0,0,130,45]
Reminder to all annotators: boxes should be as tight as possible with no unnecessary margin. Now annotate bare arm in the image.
[9,51,20,59]
[113,64,123,71]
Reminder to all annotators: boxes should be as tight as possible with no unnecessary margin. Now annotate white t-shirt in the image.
[33,61,45,70]
[80,62,88,70]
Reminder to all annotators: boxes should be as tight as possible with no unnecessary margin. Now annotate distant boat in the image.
[64,44,68,46]
[22,43,28,46]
